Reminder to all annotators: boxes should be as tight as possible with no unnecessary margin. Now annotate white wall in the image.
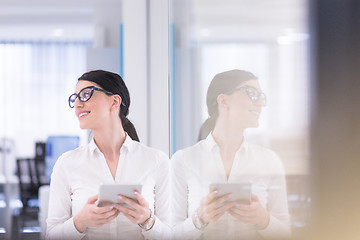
[122,0,169,154]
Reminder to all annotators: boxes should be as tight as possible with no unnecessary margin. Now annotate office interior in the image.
[0,0,359,240]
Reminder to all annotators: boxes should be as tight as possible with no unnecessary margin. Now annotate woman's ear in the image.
[217,94,228,109]
[110,95,122,112]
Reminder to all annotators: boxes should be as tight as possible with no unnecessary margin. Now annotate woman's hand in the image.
[197,190,236,224]
[73,194,120,233]
[113,191,151,225]
[229,194,270,229]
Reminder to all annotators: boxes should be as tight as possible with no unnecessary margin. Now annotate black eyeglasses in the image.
[68,86,114,108]
[228,85,267,106]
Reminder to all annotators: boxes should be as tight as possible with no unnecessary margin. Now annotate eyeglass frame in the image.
[227,85,267,106]
[68,86,115,108]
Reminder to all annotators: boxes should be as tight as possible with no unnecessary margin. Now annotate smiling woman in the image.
[46,70,171,240]
[171,70,291,240]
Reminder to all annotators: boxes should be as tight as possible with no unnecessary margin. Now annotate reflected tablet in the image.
[97,184,142,208]
[209,182,252,205]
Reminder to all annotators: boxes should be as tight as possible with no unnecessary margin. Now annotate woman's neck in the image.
[93,120,126,160]
[212,118,245,160]
[212,119,245,180]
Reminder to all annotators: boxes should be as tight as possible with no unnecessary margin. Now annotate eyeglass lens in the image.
[78,88,93,101]
[69,87,94,108]
[244,87,266,105]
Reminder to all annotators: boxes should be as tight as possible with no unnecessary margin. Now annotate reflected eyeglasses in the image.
[228,85,267,106]
[68,86,114,108]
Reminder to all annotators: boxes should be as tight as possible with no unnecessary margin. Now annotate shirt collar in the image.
[122,133,135,152]
[89,138,98,152]
[204,132,249,153]
[204,132,218,151]
[88,133,135,154]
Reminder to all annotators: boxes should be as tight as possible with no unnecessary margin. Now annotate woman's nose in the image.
[254,97,266,107]
[73,96,83,108]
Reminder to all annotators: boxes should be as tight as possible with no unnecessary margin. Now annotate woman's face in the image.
[225,79,265,129]
[73,80,114,130]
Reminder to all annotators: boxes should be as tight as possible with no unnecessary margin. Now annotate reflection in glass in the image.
[171,69,291,239]
[169,0,310,238]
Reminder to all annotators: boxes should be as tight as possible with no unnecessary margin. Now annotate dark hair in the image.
[198,69,257,141]
[78,70,140,142]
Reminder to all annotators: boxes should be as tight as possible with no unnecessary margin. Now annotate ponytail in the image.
[120,114,139,142]
[198,116,217,141]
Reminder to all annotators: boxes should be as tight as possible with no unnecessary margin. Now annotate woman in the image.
[171,70,291,239]
[46,70,171,240]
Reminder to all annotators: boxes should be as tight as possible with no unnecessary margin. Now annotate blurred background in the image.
[0,0,359,239]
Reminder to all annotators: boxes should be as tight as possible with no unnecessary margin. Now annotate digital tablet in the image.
[209,182,252,205]
[97,184,143,208]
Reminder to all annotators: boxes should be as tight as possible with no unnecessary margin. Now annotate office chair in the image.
[16,158,39,211]
[14,158,42,239]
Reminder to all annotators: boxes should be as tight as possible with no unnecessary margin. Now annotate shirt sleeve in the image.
[141,151,172,240]
[257,153,292,239]
[170,151,204,240]
[46,156,86,240]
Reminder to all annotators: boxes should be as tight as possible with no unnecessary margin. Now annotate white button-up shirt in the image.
[46,135,171,240]
[171,133,291,240]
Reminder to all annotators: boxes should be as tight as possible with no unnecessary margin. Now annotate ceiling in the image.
[0,0,112,41]
[0,0,308,42]
[191,0,309,42]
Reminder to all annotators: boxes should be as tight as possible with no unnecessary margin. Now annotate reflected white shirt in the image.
[46,135,171,240]
[171,133,291,240]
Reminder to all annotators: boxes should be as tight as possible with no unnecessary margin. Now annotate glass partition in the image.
[169,0,310,238]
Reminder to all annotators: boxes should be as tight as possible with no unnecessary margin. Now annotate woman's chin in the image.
[79,123,88,130]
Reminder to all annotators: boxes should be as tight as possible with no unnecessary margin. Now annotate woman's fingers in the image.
[212,208,233,222]
[199,193,234,223]
[115,195,141,219]
[229,210,253,223]
[229,194,270,228]
[97,208,119,220]
[131,191,151,220]
[88,194,99,204]
[118,194,139,210]
[114,204,149,224]
[94,209,120,226]
[208,201,235,221]
[208,193,233,209]
[75,194,122,231]
[113,203,134,216]
[114,192,151,224]
[202,190,219,205]
[93,212,120,227]
[93,204,117,214]
[251,194,259,202]
[212,201,235,216]
[133,190,148,207]
[123,212,138,224]
[106,209,120,221]
[229,206,251,217]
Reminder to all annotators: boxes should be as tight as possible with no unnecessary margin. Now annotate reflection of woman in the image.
[171,70,291,239]
[46,70,170,240]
